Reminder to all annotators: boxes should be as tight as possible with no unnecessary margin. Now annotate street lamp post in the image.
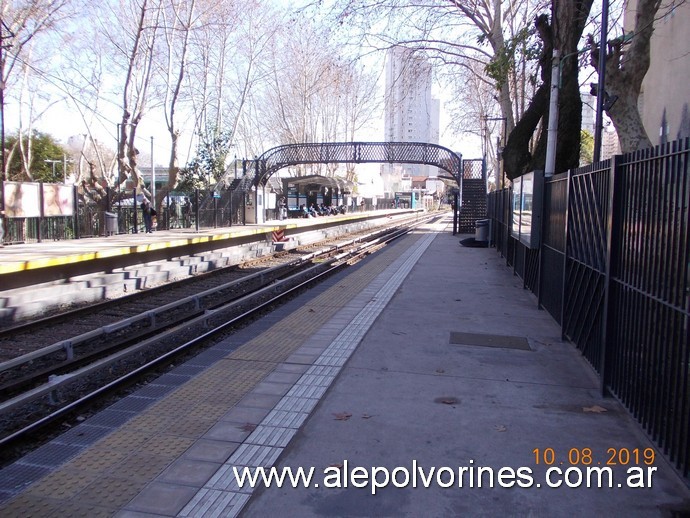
[45,159,60,180]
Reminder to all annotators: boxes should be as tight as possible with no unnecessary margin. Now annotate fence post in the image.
[503,188,509,262]
[213,192,218,228]
[132,188,138,233]
[38,182,44,243]
[452,190,459,235]
[599,154,624,396]
[537,179,546,308]
[194,188,200,232]
[559,169,571,340]
[229,191,233,227]
[73,184,80,239]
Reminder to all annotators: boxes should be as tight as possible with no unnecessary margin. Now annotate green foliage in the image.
[580,130,594,165]
[6,131,68,182]
[485,26,541,90]
[184,127,234,190]
[176,166,206,192]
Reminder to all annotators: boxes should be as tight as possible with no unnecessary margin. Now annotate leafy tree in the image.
[5,131,68,182]
[502,1,594,180]
[175,166,204,193]
[580,129,594,165]
[184,127,234,190]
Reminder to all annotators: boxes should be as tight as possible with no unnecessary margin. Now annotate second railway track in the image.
[0,214,438,460]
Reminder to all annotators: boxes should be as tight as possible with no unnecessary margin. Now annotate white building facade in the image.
[627,0,690,144]
[383,47,440,197]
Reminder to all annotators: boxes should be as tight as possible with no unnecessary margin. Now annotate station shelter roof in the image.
[282,174,354,194]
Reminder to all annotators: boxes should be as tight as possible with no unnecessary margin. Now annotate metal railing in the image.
[0,187,250,244]
[488,137,690,479]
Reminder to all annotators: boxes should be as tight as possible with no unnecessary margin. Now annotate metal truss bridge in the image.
[248,141,463,186]
[228,141,484,235]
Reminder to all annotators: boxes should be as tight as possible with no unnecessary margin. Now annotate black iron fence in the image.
[488,138,689,479]
[1,187,246,244]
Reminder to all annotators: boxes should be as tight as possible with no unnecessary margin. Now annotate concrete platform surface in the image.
[0,214,687,517]
[241,219,690,516]
[0,220,304,275]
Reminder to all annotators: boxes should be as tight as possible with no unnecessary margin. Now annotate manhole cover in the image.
[449,331,531,351]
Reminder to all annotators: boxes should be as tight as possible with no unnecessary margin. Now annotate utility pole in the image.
[593,0,609,163]
[545,50,561,177]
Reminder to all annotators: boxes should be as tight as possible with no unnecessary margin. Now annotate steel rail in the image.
[0,215,430,449]
[0,217,414,376]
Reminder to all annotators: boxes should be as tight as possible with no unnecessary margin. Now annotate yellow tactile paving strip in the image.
[0,232,423,516]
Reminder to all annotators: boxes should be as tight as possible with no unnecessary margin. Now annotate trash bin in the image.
[475,219,490,242]
[105,212,118,235]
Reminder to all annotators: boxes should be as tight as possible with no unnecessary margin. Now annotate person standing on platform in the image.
[175,198,182,227]
[141,197,153,233]
[182,197,192,228]
[170,199,178,228]
[278,196,287,220]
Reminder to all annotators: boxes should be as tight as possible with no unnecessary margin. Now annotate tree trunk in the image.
[589,0,661,153]
[503,0,593,180]
[503,83,548,178]
[607,89,651,152]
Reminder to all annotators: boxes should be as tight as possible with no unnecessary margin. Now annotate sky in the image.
[10,66,476,173]
[2,0,479,175]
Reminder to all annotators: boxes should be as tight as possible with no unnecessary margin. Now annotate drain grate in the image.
[449,331,531,351]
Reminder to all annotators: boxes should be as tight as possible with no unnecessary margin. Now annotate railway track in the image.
[0,215,434,461]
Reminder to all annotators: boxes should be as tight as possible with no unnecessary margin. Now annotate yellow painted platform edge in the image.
[0,211,418,274]
[0,226,281,274]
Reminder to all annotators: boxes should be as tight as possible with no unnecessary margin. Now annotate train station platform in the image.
[0,210,412,322]
[0,214,688,516]
[0,210,403,277]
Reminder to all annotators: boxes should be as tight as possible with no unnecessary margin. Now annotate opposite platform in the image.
[0,210,409,322]
[0,209,393,276]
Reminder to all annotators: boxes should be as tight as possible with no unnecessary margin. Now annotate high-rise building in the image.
[581,90,620,162]
[383,47,440,195]
[581,94,596,136]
